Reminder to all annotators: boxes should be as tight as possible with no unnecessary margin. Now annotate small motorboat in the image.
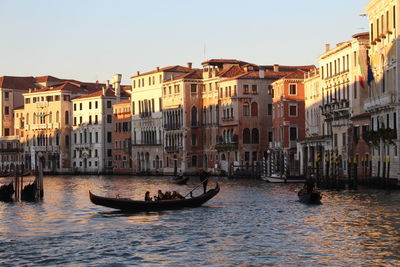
[262,173,305,183]
[89,183,220,212]
[172,176,189,185]
[0,182,14,202]
[298,188,322,205]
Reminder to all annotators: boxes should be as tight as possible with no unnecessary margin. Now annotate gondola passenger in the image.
[172,191,185,200]
[157,190,164,200]
[145,191,152,201]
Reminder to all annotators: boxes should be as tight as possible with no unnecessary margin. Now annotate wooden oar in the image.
[184,177,209,198]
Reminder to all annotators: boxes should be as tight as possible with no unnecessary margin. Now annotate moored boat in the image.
[298,188,322,205]
[172,176,189,185]
[0,182,14,202]
[89,183,220,212]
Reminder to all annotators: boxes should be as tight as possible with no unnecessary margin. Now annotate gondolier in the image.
[199,170,209,194]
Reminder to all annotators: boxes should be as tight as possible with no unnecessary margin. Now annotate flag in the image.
[367,56,375,86]
[358,54,366,89]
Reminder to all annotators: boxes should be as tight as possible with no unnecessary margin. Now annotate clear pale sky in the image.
[0,0,369,85]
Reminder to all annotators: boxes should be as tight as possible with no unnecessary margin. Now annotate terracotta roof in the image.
[31,82,91,94]
[351,113,370,120]
[114,99,131,105]
[165,69,203,82]
[34,75,62,83]
[282,69,307,79]
[261,65,315,72]
[201,59,251,66]
[73,87,130,100]
[0,76,38,90]
[131,65,193,78]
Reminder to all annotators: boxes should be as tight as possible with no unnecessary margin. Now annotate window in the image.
[4,128,9,136]
[95,115,98,124]
[342,132,346,147]
[95,101,98,109]
[74,104,76,111]
[243,128,251,144]
[63,95,70,101]
[289,84,297,95]
[79,103,82,110]
[107,101,112,108]
[251,128,259,144]
[289,127,297,141]
[243,102,250,116]
[107,150,112,157]
[289,104,298,117]
[268,104,272,115]
[243,85,249,94]
[251,85,257,94]
[191,106,198,126]
[191,134,197,146]
[4,91,9,100]
[65,111,69,125]
[65,135,69,146]
[4,106,9,116]
[251,102,258,116]
[89,102,92,109]
[354,77,358,98]
[107,132,112,143]
[353,126,360,141]
[191,156,197,167]
[95,149,98,157]
[107,115,112,123]
[95,132,99,143]
[25,98,30,104]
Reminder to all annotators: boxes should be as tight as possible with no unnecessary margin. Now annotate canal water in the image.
[0,175,399,266]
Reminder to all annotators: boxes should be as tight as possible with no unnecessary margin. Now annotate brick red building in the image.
[270,70,307,176]
[113,99,132,173]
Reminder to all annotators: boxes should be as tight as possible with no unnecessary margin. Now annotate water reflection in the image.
[0,176,400,266]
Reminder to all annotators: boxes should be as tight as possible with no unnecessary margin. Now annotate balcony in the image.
[164,124,181,131]
[288,140,297,149]
[139,112,152,118]
[214,142,238,151]
[364,93,395,111]
[165,146,181,153]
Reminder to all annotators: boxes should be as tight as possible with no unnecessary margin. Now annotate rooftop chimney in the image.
[112,74,122,99]
[259,68,265,79]
[273,64,279,72]
[156,67,160,72]
[102,87,106,96]
[136,71,140,76]
[105,80,110,89]
[187,62,192,69]
[325,43,330,52]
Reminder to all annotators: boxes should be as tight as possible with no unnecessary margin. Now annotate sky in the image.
[0,0,369,85]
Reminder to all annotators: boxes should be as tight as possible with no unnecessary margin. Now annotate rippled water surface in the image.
[1,175,400,266]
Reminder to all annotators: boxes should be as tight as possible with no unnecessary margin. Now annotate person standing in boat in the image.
[199,169,209,194]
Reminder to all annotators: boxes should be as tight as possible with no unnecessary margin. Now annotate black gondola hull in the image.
[90,183,220,212]
[0,182,14,202]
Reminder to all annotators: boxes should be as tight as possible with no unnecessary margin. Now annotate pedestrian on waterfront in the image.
[199,169,209,194]
[144,191,152,201]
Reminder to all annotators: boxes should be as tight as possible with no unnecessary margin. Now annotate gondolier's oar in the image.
[184,177,209,198]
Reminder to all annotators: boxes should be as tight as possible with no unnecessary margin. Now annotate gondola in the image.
[172,176,189,185]
[0,182,14,202]
[21,181,38,202]
[89,183,220,212]
[298,188,322,205]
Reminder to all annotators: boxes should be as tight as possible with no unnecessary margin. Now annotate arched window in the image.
[243,102,250,116]
[56,111,60,123]
[65,111,69,125]
[191,106,197,126]
[252,128,259,144]
[243,128,251,144]
[209,106,213,124]
[251,102,258,116]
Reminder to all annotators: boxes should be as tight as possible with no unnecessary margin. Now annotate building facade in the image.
[113,99,132,174]
[365,0,400,180]
[71,75,129,174]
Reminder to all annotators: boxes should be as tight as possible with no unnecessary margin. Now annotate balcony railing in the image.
[164,124,181,131]
[214,142,238,151]
[364,93,395,111]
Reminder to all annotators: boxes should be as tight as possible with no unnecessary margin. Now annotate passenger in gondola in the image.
[164,191,172,200]
[199,169,209,194]
[305,174,316,193]
[157,190,164,200]
[145,191,152,201]
[172,191,185,200]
